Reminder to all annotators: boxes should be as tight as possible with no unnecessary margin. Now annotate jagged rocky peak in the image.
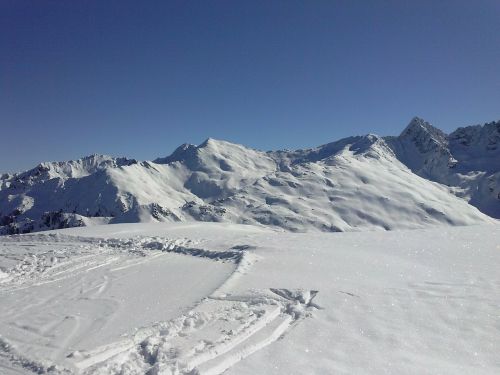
[400,117,447,144]
[382,117,457,180]
[447,120,500,173]
[450,120,500,150]
[396,116,450,157]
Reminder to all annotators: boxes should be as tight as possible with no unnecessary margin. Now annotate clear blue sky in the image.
[1,0,499,173]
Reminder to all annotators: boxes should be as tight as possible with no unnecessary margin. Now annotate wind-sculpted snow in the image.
[1,118,498,236]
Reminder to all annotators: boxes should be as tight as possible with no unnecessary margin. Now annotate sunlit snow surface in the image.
[0,222,499,374]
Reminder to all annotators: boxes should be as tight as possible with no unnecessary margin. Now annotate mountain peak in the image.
[198,137,220,148]
[198,137,241,150]
[401,117,440,136]
[154,138,247,165]
[154,143,197,164]
[399,116,448,146]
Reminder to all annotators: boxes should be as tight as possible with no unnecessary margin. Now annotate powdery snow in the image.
[0,222,498,374]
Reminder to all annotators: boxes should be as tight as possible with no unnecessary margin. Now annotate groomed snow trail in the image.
[0,233,318,375]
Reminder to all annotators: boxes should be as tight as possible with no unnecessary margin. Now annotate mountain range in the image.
[1,117,499,235]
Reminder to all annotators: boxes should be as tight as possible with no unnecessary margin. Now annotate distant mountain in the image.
[1,118,498,235]
[386,117,500,218]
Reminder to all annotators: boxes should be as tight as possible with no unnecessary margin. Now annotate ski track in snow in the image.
[0,233,318,375]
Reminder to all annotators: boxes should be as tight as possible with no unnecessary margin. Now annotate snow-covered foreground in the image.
[0,222,499,374]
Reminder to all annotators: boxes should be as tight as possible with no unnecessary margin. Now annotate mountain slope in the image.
[0,139,489,234]
[225,134,489,231]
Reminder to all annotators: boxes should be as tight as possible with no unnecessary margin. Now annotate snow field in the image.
[1,222,499,374]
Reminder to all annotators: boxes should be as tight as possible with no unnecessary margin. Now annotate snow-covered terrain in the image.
[1,118,498,373]
[1,118,498,235]
[0,222,498,374]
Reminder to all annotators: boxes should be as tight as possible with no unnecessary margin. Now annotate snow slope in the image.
[1,121,497,235]
[0,222,498,374]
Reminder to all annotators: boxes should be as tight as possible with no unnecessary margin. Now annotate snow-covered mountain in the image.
[1,118,498,235]
[386,117,500,218]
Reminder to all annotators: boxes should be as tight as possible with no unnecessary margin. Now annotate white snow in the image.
[1,222,499,374]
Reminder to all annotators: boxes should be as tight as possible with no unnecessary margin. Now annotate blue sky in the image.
[1,0,499,173]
